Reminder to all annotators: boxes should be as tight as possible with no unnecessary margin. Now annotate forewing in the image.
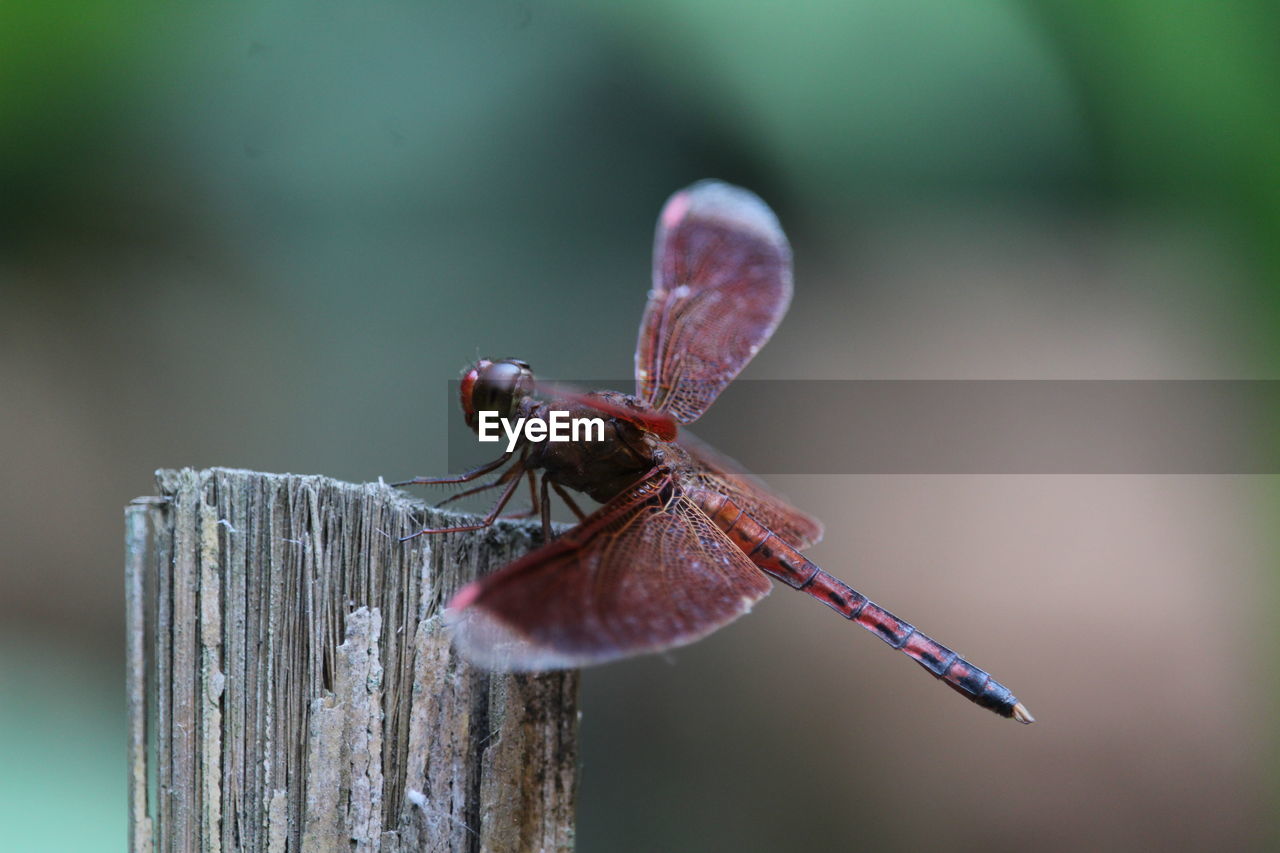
[446,471,772,670]
[677,430,824,550]
[536,379,678,441]
[637,180,792,424]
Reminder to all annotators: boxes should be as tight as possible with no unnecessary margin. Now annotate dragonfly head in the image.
[460,358,535,431]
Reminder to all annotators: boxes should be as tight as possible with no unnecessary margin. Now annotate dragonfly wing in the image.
[446,470,772,670]
[677,430,824,550]
[535,379,678,441]
[636,180,792,424]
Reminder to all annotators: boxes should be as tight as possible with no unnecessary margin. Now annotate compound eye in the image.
[485,360,525,389]
[472,360,529,417]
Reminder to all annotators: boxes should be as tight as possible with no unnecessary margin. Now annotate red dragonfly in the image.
[398,180,1033,724]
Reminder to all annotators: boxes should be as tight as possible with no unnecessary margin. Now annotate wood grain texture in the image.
[127,468,578,853]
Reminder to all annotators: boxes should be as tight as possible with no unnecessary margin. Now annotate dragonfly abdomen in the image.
[793,569,1025,718]
[691,487,1033,723]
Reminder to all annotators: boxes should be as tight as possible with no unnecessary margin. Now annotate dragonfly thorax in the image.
[521,392,659,503]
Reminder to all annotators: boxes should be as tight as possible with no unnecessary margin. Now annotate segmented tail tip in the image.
[1012,702,1035,724]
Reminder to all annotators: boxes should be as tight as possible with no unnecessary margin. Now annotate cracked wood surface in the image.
[126,468,579,852]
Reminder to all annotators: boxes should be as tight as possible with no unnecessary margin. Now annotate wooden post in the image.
[126,468,579,852]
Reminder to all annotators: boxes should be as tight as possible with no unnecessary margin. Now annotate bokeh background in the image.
[3,1,1277,850]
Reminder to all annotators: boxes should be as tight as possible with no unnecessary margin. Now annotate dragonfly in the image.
[397,180,1033,724]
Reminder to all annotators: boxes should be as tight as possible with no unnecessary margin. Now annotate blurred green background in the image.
[2,1,1276,850]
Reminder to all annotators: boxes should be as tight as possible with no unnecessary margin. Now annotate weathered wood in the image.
[127,468,579,853]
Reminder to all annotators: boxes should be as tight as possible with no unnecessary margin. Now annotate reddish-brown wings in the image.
[536,379,678,441]
[447,469,772,669]
[676,430,824,551]
[636,180,792,424]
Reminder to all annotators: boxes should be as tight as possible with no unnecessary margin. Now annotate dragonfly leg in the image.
[494,453,541,519]
[400,461,525,541]
[435,457,528,510]
[501,468,541,520]
[434,476,505,509]
[540,475,552,542]
[390,452,513,488]
[519,468,540,514]
[551,482,587,522]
